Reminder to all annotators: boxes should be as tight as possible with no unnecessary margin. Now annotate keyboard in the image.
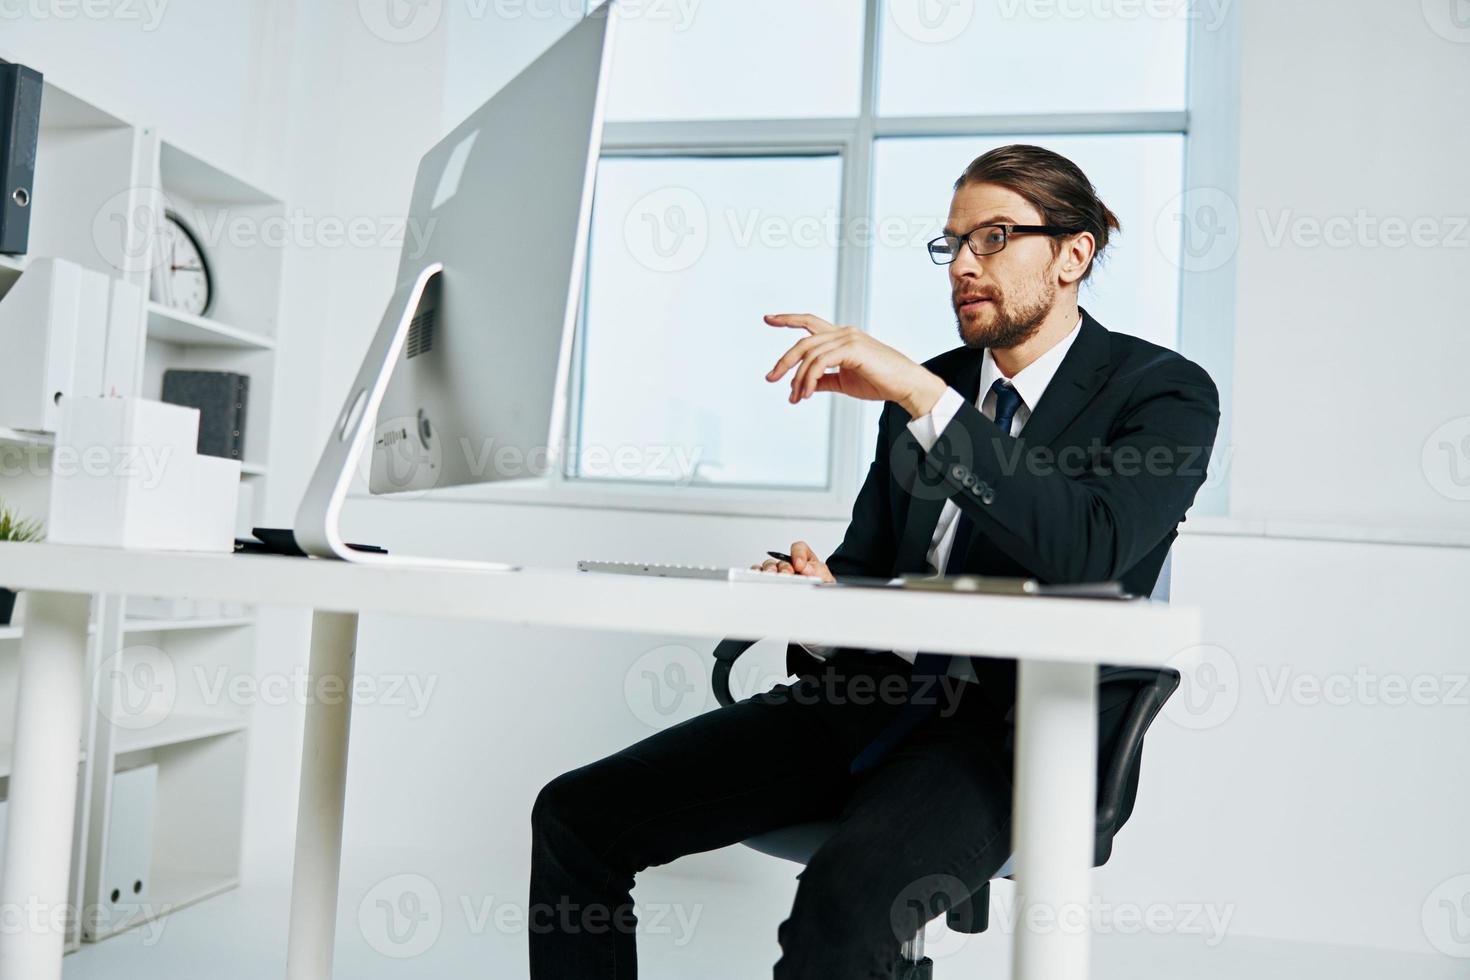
[576,560,823,585]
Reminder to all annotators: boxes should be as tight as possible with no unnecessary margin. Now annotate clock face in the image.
[153,210,213,317]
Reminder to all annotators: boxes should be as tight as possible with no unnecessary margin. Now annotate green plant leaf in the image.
[0,498,45,544]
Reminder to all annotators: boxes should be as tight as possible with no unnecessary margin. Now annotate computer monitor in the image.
[294,5,617,565]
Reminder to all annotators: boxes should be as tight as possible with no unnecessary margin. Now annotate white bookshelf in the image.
[144,303,276,351]
[0,615,254,640]
[123,615,255,634]
[0,426,52,448]
[0,68,284,952]
[0,617,252,640]
[0,71,143,954]
[0,742,87,780]
[113,714,250,756]
[0,253,26,286]
[93,867,241,941]
[91,728,248,940]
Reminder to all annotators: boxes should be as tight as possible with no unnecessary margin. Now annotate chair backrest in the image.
[1091,550,1177,860]
[1092,667,1179,860]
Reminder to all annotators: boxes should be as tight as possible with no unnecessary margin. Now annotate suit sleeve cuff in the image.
[904,386,967,453]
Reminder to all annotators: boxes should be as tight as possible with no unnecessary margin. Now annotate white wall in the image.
[1226,2,1470,528]
[1134,0,1470,955]
[1122,532,1470,953]
[0,5,277,179]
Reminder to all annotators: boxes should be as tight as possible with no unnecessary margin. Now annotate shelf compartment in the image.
[123,616,255,634]
[0,742,86,780]
[113,713,248,756]
[0,426,53,448]
[146,303,275,350]
[0,253,26,293]
[4,617,255,642]
[40,79,131,131]
[85,730,248,941]
[84,868,240,942]
[160,141,282,207]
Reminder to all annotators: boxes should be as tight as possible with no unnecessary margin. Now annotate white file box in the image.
[0,257,110,432]
[48,397,240,552]
[102,763,158,916]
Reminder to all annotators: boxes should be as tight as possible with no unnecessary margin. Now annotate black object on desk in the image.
[162,369,251,461]
[837,575,1130,599]
[236,527,388,558]
[0,59,43,256]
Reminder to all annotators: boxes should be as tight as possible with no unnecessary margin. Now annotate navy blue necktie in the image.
[941,379,1023,576]
[850,379,1025,773]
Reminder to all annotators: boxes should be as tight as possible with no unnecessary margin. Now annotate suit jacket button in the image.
[951,464,967,481]
[981,489,996,505]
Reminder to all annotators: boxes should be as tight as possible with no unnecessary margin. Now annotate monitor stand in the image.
[293,261,517,570]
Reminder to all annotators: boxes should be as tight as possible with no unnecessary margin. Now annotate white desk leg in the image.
[1011,659,1097,980]
[0,591,90,980]
[286,611,359,980]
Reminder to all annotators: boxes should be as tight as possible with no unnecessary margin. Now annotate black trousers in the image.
[528,650,1020,979]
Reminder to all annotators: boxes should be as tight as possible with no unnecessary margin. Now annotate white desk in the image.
[0,542,1199,980]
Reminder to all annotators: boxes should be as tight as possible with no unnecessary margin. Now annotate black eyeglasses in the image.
[926,223,1081,265]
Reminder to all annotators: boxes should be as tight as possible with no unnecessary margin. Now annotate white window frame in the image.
[403,0,1238,520]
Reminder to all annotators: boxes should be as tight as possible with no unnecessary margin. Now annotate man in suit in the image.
[529,144,1220,978]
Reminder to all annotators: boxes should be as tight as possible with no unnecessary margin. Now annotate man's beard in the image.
[953,281,1054,350]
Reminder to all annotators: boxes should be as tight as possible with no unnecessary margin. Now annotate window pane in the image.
[865,134,1184,426]
[575,155,843,487]
[598,0,863,121]
[877,0,1189,115]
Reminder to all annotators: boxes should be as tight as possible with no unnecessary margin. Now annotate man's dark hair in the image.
[954,144,1120,281]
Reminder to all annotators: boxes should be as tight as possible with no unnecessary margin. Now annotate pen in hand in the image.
[761,545,837,583]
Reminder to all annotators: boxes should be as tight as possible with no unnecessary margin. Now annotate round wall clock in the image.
[152,209,214,317]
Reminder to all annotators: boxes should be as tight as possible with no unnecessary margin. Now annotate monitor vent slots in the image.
[405,308,436,359]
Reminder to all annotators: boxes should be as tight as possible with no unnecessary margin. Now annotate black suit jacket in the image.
[828,308,1219,591]
[822,309,1220,710]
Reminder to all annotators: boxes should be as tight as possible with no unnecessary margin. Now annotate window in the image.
[876,0,1188,116]
[602,0,863,122]
[556,0,1216,512]
[868,134,1186,360]
[575,156,843,487]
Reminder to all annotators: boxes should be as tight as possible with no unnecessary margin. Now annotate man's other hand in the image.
[750,540,836,583]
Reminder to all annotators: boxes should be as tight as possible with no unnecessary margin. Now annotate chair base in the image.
[946,879,991,934]
[898,955,934,980]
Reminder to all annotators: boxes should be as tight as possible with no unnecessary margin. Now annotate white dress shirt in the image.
[804,317,1083,681]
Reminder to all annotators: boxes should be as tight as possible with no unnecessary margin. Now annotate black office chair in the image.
[705,564,1180,979]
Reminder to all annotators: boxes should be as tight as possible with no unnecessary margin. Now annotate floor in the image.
[61,864,1463,980]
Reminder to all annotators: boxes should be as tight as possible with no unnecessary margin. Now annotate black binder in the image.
[161,369,251,461]
[0,60,43,256]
